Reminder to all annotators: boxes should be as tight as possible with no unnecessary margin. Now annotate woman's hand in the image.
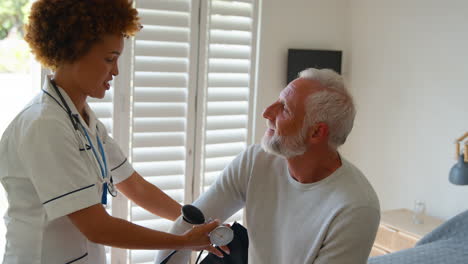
[181,220,220,249]
[199,223,231,258]
[183,222,231,258]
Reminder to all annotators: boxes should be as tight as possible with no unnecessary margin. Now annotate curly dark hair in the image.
[24,0,141,70]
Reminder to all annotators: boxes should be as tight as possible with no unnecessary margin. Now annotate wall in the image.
[254,0,468,220]
[253,0,349,142]
[341,0,468,220]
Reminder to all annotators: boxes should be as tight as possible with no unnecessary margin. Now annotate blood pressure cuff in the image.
[200,222,249,264]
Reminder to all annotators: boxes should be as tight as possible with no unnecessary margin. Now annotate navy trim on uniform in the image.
[65,252,88,264]
[111,158,127,172]
[41,89,67,112]
[42,184,95,205]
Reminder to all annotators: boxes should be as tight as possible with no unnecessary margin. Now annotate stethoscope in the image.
[43,78,117,205]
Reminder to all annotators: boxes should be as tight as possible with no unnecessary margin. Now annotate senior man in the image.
[155,68,380,264]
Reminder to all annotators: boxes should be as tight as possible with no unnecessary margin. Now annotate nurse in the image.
[0,0,222,263]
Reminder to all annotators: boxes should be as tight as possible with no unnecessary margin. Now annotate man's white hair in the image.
[298,68,356,149]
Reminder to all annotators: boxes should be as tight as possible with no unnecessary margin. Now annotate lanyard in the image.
[46,78,114,205]
[79,122,110,205]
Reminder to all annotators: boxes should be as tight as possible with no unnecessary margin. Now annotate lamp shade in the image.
[449,154,468,185]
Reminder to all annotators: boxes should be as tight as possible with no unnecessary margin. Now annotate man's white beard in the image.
[261,122,307,158]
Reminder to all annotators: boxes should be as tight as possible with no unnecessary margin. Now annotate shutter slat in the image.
[207,88,249,101]
[206,115,247,130]
[133,146,185,162]
[137,0,190,12]
[133,118,186,133]
[134,103,186,117]
[210,44,250,59]
[211,15,252,31]
[206,129,247,144]
[133,132,185,148]
[139,9,189,27]
[135,57,188,72]
[208,73,250,87]
[209,58,250,73]
[210,30,251,45]
[211,1,252,17]
[133,218,173,231]
[134,87,187,103]
[132,207,164,222]
[138,25,189,42]
[135,72,187,88]
[207,101,248,116]
[133,160,185,177]
[144,175,185,190]
[135,40,189,58]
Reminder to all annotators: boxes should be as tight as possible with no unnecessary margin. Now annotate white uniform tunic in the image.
[0,78,134,264]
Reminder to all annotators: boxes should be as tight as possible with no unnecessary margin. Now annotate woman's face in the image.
[68,34,124,99]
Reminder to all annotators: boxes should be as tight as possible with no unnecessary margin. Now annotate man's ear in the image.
[306,122,329,144]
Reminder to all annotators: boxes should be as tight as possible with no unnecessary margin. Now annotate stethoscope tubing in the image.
[47,78,116,204]
[78,121,111,204]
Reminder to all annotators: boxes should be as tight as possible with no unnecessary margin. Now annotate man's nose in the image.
[262,102,278,120]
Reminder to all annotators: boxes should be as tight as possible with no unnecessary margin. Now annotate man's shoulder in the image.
[331,158,380,211]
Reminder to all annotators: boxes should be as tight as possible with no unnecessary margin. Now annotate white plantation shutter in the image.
[195,0,258,224]
[88,1,257,263]
[130,0,195,263]
[88,90,113,135]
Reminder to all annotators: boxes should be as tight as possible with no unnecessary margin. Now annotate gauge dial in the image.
[209,226,234,246]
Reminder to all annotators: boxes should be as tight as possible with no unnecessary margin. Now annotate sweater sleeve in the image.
[154,146,254,264]
[312,207,380,264]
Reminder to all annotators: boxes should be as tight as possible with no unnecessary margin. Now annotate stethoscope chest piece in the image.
[108,180,117,197]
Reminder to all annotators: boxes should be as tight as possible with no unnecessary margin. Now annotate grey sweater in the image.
[155,144,380,264]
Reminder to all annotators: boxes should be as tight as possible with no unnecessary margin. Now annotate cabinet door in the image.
[391,231,419,251]
[374,225,397,251]
[370,246,388,257]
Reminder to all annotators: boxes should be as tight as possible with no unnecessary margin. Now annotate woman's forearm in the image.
[117,172,182,221]
[91,216,186,249]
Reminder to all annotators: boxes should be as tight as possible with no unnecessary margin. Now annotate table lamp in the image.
[449,132,468,185]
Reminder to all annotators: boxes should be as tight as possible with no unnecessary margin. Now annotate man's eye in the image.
[105,58,114,63]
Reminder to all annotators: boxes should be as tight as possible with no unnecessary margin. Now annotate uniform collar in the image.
[42,75,98,135]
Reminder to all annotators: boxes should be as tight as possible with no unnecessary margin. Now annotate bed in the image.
[368,209,468,264]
